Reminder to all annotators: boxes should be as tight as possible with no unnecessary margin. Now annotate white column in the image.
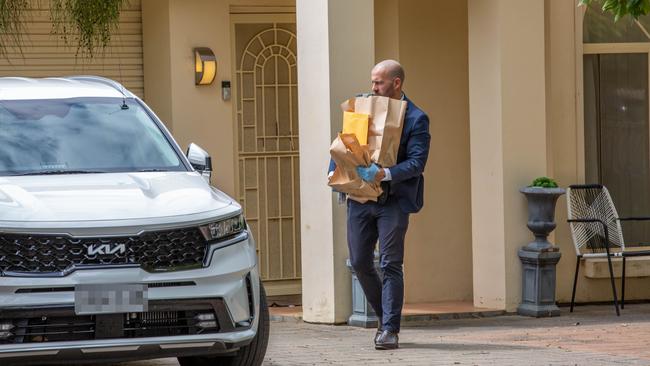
[297,0,375,323]
[468,0,548,311]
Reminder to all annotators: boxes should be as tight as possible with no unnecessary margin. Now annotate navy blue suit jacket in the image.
[329,95,431,213]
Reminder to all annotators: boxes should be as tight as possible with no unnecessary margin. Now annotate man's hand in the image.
[356,163,383,183]
[375,168,386,182]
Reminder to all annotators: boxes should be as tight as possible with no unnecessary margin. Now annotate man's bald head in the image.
[371,59,405,99]
[372,60,405,84]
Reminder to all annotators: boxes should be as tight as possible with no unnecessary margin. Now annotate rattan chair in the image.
[567,184,650,316]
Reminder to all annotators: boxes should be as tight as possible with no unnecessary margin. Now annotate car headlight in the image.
[199,214,246,241]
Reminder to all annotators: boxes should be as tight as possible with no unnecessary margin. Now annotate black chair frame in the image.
[567,184,650,316]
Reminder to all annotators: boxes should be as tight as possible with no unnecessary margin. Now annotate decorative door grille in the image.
[234,21,301,291]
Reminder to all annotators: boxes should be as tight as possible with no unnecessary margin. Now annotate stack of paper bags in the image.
[328,95,407,203]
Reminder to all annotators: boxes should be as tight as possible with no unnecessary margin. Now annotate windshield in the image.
[0,98,186,176]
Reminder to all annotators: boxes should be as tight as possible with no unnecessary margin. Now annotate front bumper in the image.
[0,231,261,365]
[0,328,256,365]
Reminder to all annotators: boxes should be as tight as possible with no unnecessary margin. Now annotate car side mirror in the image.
[186,143,212,183]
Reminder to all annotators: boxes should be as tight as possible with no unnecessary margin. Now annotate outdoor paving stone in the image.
[106,304,650,365]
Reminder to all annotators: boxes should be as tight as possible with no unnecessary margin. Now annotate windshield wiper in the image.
[14,170,106,176]
[136,168,170,172]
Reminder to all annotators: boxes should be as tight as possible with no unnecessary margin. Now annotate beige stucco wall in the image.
[140,0,650,312]
[142,0,293,199]
[374,0,399,62]
[469,0,548,311]
[392,0,474,303]
[142,1,173,131]
[377,0,650,310]
[143,0,471,317]
[546,1,650,304]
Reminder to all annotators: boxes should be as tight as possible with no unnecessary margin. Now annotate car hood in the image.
[0,172,236,224]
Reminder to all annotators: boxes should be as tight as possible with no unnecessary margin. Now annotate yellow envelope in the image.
[342,111,369,146]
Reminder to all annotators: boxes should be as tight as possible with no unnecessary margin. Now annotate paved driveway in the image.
[107,304,650,365]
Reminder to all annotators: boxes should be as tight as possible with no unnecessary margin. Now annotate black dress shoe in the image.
[375,330,399,350]
[374,317,383,344]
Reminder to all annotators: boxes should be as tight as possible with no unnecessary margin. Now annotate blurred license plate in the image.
[75,284,148,315]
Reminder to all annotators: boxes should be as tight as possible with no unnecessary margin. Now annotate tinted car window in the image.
[0,98,185,175]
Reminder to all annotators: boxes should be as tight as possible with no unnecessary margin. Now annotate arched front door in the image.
[232,13,301,296]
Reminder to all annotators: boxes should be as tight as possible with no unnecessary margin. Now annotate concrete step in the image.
[269,301,507,326]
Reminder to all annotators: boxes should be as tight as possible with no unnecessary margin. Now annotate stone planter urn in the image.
[517,186,565,317]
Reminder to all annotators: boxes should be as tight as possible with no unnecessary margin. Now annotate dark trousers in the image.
[347,196,409,333]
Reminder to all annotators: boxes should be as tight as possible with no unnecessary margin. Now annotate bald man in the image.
[329,60,431,350]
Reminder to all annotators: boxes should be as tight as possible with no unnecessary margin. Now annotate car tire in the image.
[178,282,270,366]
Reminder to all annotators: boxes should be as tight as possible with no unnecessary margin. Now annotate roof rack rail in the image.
[66,76,132,98]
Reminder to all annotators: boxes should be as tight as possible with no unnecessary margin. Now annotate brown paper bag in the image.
[328,133,382,203]
[341,95,407,167]
[328,95,406,203]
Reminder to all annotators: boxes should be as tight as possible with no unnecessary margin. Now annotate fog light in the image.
[195,313,215,321]
[194,313,217,329]
[0,323,14,340]
[197,321,217,329]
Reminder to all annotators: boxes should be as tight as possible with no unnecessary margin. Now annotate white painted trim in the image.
[230,13,295,23]
[576,4,586,183]
[583,42,650,54]
[230,6,295,14]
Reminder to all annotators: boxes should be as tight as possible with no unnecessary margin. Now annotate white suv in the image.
[0,76,269,366]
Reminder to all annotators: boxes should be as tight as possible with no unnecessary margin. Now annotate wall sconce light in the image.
[194,47,216,85]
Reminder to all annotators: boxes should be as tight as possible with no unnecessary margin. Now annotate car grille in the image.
[123,310,214,339]
[8,314,96,343]
[0,300,227,344]
[0,227,207,275]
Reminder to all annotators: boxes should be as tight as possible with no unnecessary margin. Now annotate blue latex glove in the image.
[356,163,380,182]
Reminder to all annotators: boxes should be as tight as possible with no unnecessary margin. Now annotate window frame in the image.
[576,8,650,183]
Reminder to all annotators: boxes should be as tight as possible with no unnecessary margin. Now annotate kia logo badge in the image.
[87,243,126,256]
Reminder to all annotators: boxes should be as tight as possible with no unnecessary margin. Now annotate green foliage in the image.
[0,0,29,57]
[581,0,650,21]
[529,177,559,189]
[51,0,127,57]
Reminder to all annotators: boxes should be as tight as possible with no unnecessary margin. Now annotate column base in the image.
[517,302,560,317]
[348,314,380,328]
